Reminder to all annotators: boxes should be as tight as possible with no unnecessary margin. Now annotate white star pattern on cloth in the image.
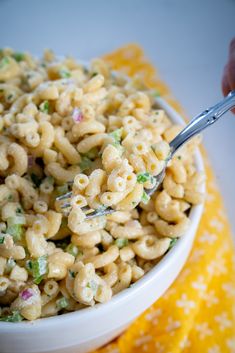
[199,232,217,244]
[179,336,191,349]
[218,209,227,220]
[163,287,176,300]
[155,341,165,353]
[134,335,152,347]
[209,218,224,231]
[178,268,191,283]
[206,193,215,203]
[145,308,162,325]
[208,180,219,190]
[166,317,181,336]
[195,323,212,339]
[226,337,235,352]
[191,275,207,295]
[207,257,227,276]
[215,312,232,331]
[189,249,205,263]
[208,344,221,353]
[222,282,235,297]
[176,294,196,314]
[106,348,120,353]
[202,290,219,307]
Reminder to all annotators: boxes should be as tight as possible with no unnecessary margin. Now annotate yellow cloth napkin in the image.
[93,44,235,353]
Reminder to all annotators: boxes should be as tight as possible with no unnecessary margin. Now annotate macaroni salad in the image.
[0,48,204,321]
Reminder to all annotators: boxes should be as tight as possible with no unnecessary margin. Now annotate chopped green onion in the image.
[69,270,75,278]
[137,172,154,184]
[39,100,49,114]
[56,184,69,196]
[27,255,48,284]
[55,238,69,250]
[5,258,16,273]
[87,279,98,294]
[31,173,42,187]
[16,206,24,215]
[83,147,99,160]
[44,176,54,185]
[59,69,71,78]
[90,72,98,78]
[169,238,178,250]
[115,238,128,249]
[79,156,92,172]
[0,234,5,244]
[96,205,107,213]
[6,224,24,242]
[6,93,14,102]
[141,191,150,204]
[0,310,23,322]
[66,244,79,257]
[7,215,26,226]
[177,156,182,160]
[109,128,123,144]
[0,57,10,69]
[152,89,161,97]
[12,52,25,62]
[61,218,68,227]
[7,194,13,201]
[56,297,69,309]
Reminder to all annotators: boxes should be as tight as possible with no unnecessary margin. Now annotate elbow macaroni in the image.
[0,48,204,320]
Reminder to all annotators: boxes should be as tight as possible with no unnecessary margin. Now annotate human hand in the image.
[222,37,235,113]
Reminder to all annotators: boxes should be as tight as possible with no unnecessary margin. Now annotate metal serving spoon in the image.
[57,90,235,219]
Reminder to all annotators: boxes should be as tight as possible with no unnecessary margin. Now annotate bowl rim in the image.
[0,82,205,330]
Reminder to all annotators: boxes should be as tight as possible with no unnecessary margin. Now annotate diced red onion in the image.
[20,288,34,300]
[28,155,34,168]
[72,108,83,123]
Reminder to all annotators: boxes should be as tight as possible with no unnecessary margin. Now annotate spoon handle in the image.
[169,90,235,155]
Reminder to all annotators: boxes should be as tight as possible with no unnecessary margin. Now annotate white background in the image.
[1,0,235,237]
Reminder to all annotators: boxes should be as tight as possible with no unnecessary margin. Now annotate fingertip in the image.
[221,69,230,96]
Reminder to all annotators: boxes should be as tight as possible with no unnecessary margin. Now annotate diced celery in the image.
[115,238,128,249]
[0,311,23,322]
[56,297,69,309]
[141,191,150,204]
[137,172,154,184]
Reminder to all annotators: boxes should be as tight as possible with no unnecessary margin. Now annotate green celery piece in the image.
[31,173,42,187]
[115,238,128,249]
[12,52,25,62]
[27,256,48,284]
[84,147,99,160]
[87,279,98,294]
[109,128,123,143]
[169,238,178,250]
[5,258,16,273]
[56,184,69,196]
[0,57,10,69]
[0,311,23,322]
[137,172,154,184]
[66,244,79,257]
[56,297,69,309]
[6,224,24,242]
[79,157,92,172]
[59,69,71,78]
[141,191,150,204]
[39,100,49,114]
[7,215,26,226]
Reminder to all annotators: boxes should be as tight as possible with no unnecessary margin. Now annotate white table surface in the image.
[1,0,235,237]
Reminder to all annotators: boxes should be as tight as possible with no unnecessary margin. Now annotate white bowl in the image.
[0,97,205,353]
